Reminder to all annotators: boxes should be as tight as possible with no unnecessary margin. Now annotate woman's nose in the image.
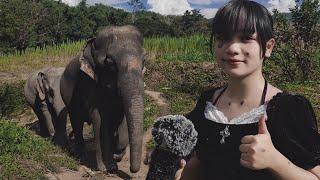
[225,41,240,56]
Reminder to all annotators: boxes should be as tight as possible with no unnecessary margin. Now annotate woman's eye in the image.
[242,36,255,41]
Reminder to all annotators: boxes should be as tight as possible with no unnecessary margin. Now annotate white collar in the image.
[204,101,268,125]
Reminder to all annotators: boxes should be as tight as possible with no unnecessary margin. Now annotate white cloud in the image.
[59,0,80,6]
[58,0,128,6]
[147,0,193,15]
[87,0,128,5]
[200,8,218,19]
[267,0,296,13]
[188,0,227,5]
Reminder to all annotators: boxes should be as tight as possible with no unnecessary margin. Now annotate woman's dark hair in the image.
[210,0,273,57]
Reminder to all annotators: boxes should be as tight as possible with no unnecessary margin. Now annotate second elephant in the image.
[24,67,67,145]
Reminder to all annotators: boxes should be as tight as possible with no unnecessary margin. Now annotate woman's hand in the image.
[175,159,186,180]
[239,116,280,170]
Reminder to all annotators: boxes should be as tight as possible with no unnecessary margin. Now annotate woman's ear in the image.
[265,38,275,58]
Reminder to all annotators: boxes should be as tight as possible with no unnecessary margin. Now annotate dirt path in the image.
[45,89,170,180]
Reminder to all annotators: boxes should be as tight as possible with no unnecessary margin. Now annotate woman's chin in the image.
[222,69,248,78]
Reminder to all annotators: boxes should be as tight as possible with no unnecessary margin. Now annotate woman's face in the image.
[214,33,272,78]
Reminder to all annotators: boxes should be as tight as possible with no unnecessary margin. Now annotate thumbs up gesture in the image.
[239,116,279,170]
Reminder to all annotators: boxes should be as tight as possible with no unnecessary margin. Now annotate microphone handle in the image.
[146,148,181,180]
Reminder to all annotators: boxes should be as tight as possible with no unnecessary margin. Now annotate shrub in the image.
[0,81,27,118]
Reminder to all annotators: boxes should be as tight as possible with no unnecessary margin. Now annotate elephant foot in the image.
[106,160,118,174]
[113,148,126,162]
[97,162,107,172]
[53,135,68,147]
[73,141,88,162]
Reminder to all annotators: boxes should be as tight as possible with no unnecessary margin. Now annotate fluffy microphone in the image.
[146,115,198,180]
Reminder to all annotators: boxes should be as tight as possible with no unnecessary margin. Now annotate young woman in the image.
[175,0,320,179]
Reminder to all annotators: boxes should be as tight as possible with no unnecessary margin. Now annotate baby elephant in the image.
[24,67,67,146]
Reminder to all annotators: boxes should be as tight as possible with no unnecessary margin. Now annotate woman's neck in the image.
[225,73,266,101]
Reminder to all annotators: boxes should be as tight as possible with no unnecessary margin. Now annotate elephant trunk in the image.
[40,103,55,137]
[118,66,144,173]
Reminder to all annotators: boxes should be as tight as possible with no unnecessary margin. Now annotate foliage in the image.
[272,0,320,81]
[180,9,210,36]
[0,0,41,54]
[0,120,77,179]
[0,81,27,118]
[0,0,211,55]
[144,95,160,131]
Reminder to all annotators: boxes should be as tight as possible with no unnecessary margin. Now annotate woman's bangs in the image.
[213,2,258,39]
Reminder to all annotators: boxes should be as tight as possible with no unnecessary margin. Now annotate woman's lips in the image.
[222,58,244,65]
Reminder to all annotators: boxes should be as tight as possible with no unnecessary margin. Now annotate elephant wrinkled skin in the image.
[60,25,145,173]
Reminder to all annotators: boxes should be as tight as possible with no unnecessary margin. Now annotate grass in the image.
[0,35,214,75]
[0,120,78,179]
[0,81,27,118]
[144,35,214,62]
[0,41,84,74]
[144,95,161,131]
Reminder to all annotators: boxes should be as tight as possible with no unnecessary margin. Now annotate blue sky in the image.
[60,0,296,18]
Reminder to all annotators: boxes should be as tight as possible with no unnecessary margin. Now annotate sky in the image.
[59,0,296,19]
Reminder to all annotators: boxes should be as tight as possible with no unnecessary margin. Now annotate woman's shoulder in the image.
[267,91,311,107]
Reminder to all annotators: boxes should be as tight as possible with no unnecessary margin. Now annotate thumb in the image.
[258,116,269,134]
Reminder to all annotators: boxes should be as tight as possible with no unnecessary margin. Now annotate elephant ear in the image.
[142,48,147,75]
[79,38,97,81]
[36,72,46,101]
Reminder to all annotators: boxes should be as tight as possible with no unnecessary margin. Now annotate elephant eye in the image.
[142,59,146,67]
[48,88,54,97]
[104,57,115,66]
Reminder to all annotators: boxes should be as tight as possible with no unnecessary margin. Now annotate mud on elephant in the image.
[24,67,68,146]
[60,25,145,173]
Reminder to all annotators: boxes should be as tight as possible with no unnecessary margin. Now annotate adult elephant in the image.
[24,67,67,145]
[60,26,145,173]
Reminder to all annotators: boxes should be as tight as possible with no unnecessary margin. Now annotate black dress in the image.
[186,87,320,180]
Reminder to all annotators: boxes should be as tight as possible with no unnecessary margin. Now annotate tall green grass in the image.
[0,41,85,74]
[144,35,214,61]
[0,35,213,73]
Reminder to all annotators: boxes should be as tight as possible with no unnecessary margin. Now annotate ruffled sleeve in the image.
[273,94,320,169]
[289,95,320,169]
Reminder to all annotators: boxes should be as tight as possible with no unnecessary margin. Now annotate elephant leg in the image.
[39,102,56,137]
[114,116,128,162]
[91,108,107,172]
[69,112,86,159]
[32,106,50,137]
[53,107,68,147]
[99,116,119,173]
[33,106,49,137]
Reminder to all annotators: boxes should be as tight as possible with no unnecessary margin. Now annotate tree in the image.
[127,0,145,23]
[65,0,95,41]
[35,0,69,48]
[180,9,209,36]
[0,0,40,54]
[272,0,320,81]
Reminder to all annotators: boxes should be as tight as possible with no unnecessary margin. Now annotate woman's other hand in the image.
[239,116,280,170]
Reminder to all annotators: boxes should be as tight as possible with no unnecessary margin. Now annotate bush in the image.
[272,0,320,81]
[0,81,27,118]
